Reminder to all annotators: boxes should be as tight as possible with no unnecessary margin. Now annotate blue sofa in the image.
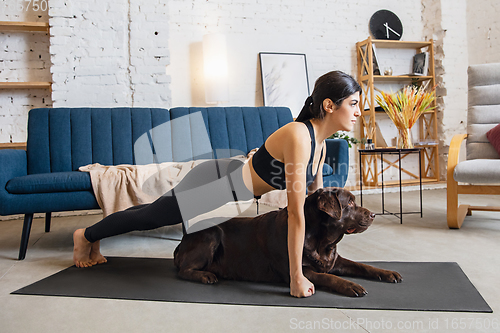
[0,107,349,260]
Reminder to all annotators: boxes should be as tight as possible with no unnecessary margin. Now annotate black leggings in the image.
[84,159,254,243]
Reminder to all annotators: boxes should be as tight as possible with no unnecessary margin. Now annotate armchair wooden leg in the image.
[456,205,471,228]
[19,213,34,260]
[447,214,459,229]
[45,212,52,232]
[447,173,466,229]
[447,199,469,229]
[447,182,464,229]
[447,209,469,229]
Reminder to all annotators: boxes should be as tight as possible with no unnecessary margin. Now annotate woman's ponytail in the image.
[295,96,314,122]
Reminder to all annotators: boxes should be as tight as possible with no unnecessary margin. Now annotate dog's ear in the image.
[317,190,342,220]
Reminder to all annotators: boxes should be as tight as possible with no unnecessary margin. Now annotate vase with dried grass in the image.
[375,83,436,149]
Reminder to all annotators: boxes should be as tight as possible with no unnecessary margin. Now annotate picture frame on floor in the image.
[259,52,310,118]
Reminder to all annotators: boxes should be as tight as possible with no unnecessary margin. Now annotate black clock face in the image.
[369,10,403,40]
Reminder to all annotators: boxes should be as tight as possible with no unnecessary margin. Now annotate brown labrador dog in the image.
[173,187,402,297]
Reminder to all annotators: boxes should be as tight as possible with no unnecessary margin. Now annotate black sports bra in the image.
[251,120,323,191]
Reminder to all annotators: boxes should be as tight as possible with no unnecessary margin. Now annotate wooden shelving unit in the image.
[356,37,439,187]
[0,82,51,89]
[369,75,434,82]
[0,21,49,33]
[0,21,51,90]
[0,142,27,150]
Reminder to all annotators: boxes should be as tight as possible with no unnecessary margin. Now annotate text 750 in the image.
[17,0,49,12]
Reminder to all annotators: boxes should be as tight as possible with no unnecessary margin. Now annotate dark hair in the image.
[295,71,361,123]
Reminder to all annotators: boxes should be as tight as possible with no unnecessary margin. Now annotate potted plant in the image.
[375,83,436,149]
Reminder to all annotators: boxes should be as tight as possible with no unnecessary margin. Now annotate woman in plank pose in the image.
[73,70,361,298]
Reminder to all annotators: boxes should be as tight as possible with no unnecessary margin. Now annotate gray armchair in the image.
[447,63,500,228]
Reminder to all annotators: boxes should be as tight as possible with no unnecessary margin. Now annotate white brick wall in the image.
[467,0,500,65]
[49,0,131,106]
[0,0,51,142]
[48,0,171,107]
[440,0,469,147]
[422,0,469,179]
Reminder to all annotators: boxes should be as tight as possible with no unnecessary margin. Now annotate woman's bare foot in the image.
[89,241,107,265]
[73,228,96,268]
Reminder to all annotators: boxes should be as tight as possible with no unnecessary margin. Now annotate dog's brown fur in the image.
[173,187,402,297]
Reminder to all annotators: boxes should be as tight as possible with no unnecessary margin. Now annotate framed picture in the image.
[371,44,382,75]
[259,52,310,118]
[412,52,429,76]
[360,44,381,75]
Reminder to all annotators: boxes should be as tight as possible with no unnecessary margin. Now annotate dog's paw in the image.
[200,272,218,284]
[377,269,403,283]
[339,281,368,297]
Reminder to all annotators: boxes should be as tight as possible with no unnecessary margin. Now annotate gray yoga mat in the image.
[12,257,492,313]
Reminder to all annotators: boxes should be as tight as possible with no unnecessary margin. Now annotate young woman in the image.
[73,70,361,298]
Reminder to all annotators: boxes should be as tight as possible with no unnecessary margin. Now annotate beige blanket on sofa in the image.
[79,154,286,217]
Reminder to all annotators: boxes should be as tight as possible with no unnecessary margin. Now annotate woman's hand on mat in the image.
[290,274,315,298]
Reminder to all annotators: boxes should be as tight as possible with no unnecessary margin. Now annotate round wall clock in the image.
[369,10,403,40]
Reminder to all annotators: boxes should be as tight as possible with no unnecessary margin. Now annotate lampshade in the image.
[202,33,229,104]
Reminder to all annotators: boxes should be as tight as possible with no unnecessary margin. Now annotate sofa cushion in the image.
[322,163,333,177]
[6,171,92,194]
[486,123,500,157]
[453,159,500,184]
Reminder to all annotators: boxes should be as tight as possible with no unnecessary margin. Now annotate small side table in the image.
[359,148,423,223]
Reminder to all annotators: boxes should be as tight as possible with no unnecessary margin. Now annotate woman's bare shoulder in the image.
[275,121,309,139]
[265,122,311,161]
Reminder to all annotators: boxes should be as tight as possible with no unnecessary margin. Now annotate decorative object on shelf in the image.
[369,10,403,40]
[383,67,393,76]
[412,52,429,76]
[397,128,413,150]
[364,139,375,150]
[371,44,381,75]
[375,83,436,149]
[259,52,310,118]
[359,43,382,76]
